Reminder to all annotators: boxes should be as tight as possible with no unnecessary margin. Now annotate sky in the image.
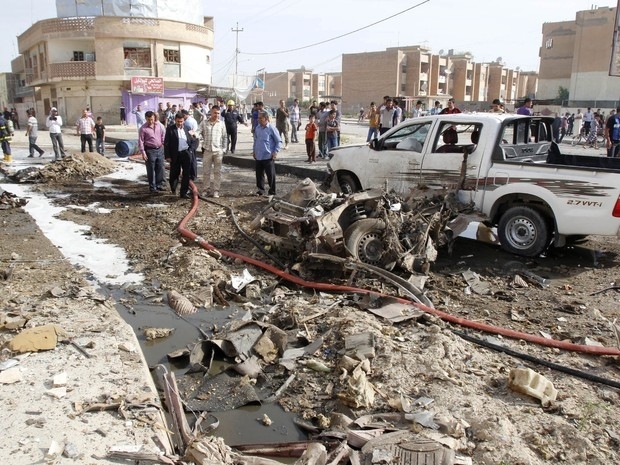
[2,0,616,86]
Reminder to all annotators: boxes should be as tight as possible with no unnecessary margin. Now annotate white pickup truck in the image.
[325,113,620,256]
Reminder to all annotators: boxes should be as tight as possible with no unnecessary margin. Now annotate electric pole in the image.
[231,22,244,95]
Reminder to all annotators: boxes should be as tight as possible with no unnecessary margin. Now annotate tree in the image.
[556,86,569,105]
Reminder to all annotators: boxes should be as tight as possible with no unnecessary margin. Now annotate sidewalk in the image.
[103,119,367,183]
[3,119,367,184]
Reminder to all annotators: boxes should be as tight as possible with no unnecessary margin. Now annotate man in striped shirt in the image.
[138,111,166,193]
[198,105,227,198]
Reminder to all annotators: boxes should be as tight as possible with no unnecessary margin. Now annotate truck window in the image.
[498,119,552,160]
[382,122,431,151]
[434,123,482,154]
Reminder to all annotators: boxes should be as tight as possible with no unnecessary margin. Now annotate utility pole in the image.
[231,22,244,96]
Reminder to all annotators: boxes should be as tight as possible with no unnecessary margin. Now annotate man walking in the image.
[132,104,146,130]
[165,112,199,199]
[199,105,227,198]
[138,111,166,194]
[26,109,44,157]
[76,109,96,153]
[0,114,12,162]
[275,99,290,150]
[289,99,301,143]
[222,100,246,154]
[46,107,66,161]
[252,111,281,197]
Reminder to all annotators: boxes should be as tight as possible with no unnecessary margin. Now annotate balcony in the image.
[49,61,96,79]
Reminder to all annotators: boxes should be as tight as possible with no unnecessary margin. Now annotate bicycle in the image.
[571,127,604,147]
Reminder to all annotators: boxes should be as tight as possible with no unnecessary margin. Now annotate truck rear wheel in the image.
[498,206,550,257]
[344,219,386,265]
[338,173,359,194]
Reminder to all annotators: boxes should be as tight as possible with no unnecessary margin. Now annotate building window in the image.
[401,83,406,93]
[164,49,180,63]
[73,51,84,61]
[545,38,553,49]
[124,47,151,68]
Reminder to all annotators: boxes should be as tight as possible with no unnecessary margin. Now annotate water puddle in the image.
[3,181,307,460]
[110,287,307,454]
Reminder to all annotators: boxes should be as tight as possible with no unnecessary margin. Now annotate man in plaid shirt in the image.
[198,105,227,198]
[76,109,96,153]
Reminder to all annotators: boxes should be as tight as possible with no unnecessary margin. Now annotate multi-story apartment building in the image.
[261,69,341,108]
[538,5,620,105]
[341,46,535,114]
[12,0,213,126]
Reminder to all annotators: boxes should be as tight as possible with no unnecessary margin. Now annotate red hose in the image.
[178,182,620,357]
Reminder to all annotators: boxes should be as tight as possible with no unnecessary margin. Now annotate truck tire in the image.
[344,219,386,265]
[498,206,550,257]
[338,173,359,194]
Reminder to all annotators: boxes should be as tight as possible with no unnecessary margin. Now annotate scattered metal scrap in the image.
[249,178,472,274]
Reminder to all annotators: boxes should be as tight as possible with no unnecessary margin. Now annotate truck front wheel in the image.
[498,206,550,257]
[338,173,359,194]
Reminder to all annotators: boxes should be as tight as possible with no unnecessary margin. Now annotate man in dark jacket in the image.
[222,100,247,153]
[165,112,199,199]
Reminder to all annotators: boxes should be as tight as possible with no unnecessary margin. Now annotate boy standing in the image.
[305,114,318,163]
[95,116,106,155]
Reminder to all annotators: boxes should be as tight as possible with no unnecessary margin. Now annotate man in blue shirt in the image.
[252,111,281,196]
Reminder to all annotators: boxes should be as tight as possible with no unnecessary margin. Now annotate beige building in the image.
[261,69,341,108]
[341,46,535,114]
[11,0,214,127]
[538,5,620,104]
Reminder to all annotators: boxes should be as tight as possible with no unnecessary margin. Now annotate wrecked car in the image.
[249,178,470,272]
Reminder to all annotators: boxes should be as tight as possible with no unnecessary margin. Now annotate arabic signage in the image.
[130,77,164,95]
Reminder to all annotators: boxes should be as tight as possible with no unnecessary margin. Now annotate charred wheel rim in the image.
[356,231,384,264]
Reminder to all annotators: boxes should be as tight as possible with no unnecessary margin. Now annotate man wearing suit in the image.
[165,112,199,199]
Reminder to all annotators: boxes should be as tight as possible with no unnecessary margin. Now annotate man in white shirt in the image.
[46,107,66,160]
[26,109,44,157]
[379,98,396,135]
[411,100,424,118]
[583,107,594,136]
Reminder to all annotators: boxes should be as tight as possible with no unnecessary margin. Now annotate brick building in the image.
[341,46,535,115]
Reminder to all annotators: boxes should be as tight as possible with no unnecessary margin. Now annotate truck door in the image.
[368,121,432,194]
[420,122,483,203]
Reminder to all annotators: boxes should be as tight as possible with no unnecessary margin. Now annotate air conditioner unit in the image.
[85,53,95,62]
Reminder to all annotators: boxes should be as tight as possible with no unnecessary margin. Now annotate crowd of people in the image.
[3,95,619,197]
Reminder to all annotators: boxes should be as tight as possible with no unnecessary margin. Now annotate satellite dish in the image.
[438,49,445,56]
[496,56,503,62]
[421,82,428,92]
[516,66,520,71]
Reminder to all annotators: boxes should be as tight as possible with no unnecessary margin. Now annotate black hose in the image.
[453,330,620,390]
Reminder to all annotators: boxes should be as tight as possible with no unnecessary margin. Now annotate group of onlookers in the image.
[136,99,278,199]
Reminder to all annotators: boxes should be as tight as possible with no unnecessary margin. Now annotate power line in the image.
[241,0,431,56]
